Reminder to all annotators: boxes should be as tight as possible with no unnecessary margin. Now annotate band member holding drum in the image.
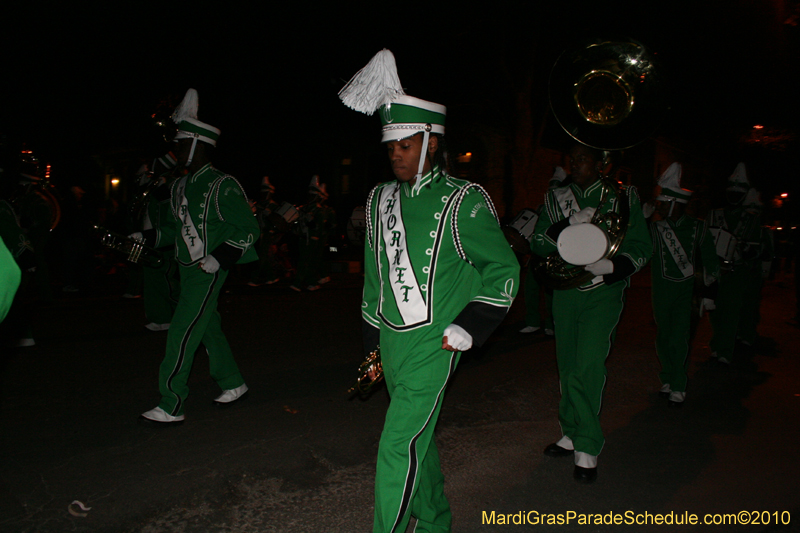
[139,89,258,424]
[649,163,719,406]
[531,143,651,483]
[708,163,774,364]
[340,49,518,532]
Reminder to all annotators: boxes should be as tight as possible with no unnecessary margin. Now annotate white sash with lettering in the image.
[553,186,581,220]
[655,219,693,278]
[378,185,427,326]
[175,176,206,262]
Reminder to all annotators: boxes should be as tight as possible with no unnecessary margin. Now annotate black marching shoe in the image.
[573,465,597,484]
[544,443,574,457]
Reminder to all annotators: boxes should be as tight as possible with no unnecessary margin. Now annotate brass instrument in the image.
[535,38,665,289]
[347,347,384,395]
[129,172,159,222]
[94,226,164,268]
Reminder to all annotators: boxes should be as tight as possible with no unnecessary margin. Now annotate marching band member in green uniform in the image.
[649,163,719,406]
[341,50,519,532]
[0,236,20,323]
[532,144,651,483]
[139,89,258,424]
[708,163,773,364]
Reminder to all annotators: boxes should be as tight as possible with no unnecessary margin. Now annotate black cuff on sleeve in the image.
[141,229,157,248]
[362,319,380,358]
[452,301,509,347]
[603,255,636,286]
[545,217,571,242]
[211,242,244,271]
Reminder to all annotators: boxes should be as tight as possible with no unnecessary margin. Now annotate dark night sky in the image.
[3,2,799,202]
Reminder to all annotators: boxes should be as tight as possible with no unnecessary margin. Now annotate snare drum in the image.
[268,202,300,233]
[508,208,539,242]
[556,223,609,266]
[709,227,738,269]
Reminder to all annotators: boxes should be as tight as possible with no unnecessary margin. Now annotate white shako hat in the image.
[339,49,446,186]
[727,162,750,193]
[743,187,763,213]
[549,166,567,189]
[171,89,220,166]
[656,162,692,204]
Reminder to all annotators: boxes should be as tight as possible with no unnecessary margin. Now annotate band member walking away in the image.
[708,163,774,364]
[138,89,259,424]
[340,49,519,532]
[531,143,651,483]
[649,163,719,407]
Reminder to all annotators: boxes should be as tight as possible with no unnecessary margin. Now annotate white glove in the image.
[199,255,220,274]
[641,202,656,219]
[443,324,473,352]
[700,298,716,317]
[584,258,614,276]
[129,232,144,242]
[568,207,596,225]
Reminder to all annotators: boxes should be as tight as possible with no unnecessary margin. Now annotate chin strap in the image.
[668,201,675,218]
[412,129,431,196]
[185,138,198,167]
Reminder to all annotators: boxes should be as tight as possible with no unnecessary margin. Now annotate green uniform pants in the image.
[552,282,625,457]
[524,262,554,330]
[652,279,693,392]
[143,253,180,324]
[158,265,245,416]
[374,326,458,533]
[710,267,761,360]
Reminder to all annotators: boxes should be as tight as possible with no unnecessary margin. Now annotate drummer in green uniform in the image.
[649,162,719,406]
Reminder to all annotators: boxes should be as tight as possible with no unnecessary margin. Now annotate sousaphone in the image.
[535,38,667,289]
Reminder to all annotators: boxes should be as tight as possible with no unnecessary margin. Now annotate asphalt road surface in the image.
[0,264,798,532]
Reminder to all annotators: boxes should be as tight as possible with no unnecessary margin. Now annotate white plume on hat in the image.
[727,162,750,192]
[339,49,405,116]
[657,162,682,189]
[171,88,199,124]
[743,188,763,209]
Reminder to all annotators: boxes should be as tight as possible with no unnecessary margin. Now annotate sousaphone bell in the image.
[535,38,667,289]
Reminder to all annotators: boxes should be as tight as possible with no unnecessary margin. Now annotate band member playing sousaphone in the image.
[532,143,651,484]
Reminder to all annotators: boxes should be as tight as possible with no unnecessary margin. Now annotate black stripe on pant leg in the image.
[166,271,219,416]
[390,352,457,533]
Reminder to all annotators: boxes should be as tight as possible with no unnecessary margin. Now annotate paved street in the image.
[0,264,797,532]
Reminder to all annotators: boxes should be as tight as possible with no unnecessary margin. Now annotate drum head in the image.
[557,223,608,265]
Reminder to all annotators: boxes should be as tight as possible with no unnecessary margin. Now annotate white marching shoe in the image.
[519,326,540,334]
[140,406,184,424]
[144,323,171,331]
[214,384,249,405]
